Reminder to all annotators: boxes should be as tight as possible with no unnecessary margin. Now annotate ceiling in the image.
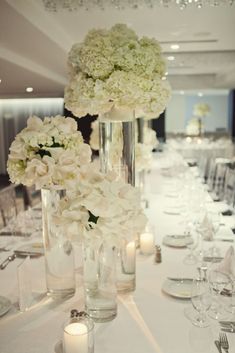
[0,0,235,98]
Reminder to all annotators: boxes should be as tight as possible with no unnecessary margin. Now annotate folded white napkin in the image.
[200,214,214,241]
[217,246,235,278]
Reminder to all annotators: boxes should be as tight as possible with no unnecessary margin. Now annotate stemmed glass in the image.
[207,211,221,258]
[4,206,17,247]
[208,269,231,320]
[223,276,235,318]
[184,229,199,265]
[191,277,212,328]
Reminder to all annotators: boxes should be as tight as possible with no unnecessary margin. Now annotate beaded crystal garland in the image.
[43,0,234,11]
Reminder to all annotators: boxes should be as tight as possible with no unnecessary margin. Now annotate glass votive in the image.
[140,232,154,255]
[63,311,94,353]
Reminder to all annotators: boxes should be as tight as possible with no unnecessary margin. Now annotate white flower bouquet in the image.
[135,143,153,172]
[193,103,210,117]
[65,24,171,119]
[89,120,99,151]
[186,117,204,136]
[54,164,147,243]
[143,126,159,150]
[7,115,92,189]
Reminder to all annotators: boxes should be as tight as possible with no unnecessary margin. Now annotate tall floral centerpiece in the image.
[7,115,92,298]
[64,24,171,185]
[193,103,211,136]
[54,164,147,321]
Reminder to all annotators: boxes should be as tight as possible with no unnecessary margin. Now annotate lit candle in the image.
[140,232,154,255]
[63,322,88,353]
[125,241,136,273]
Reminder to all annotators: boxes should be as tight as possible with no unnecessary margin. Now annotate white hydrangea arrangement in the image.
[65,24,171,119]
[89,120,99,151]
[193,103,210,118]
[7,115,92,189]
[143,126,159,151]
[135,143,153,172]
[186,117,204,136]
[54,164,147,244]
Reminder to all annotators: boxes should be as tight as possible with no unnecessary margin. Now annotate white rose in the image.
[27,116,43,131]
[53,116,78,134]
[8,138,28,160]
[24,156,55,189]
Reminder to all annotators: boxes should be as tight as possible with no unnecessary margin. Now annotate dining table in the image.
[0,146,235,353]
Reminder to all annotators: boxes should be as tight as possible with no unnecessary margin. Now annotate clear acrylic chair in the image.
[0,184,18,227]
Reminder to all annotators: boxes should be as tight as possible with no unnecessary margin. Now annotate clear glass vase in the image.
[99,108,135,186]
[116,239,136,292]
[83,240,117,322]
[41,188,76,299]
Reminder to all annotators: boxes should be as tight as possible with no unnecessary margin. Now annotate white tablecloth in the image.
[0,150,235,353]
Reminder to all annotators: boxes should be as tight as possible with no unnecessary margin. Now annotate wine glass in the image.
[207,211,221,258]
[184,229,199,265]
[208,268,231,320]
[4,206,18,247]
[223,276,235,319]
[191,278,212,328]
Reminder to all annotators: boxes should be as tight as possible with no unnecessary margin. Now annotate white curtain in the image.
[0,98,64,174]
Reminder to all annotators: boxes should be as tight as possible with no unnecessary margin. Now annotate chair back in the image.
[223,166,235,206]
[23,185,41,208]
[0,184,17,227]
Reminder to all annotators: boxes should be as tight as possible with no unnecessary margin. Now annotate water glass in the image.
[191,278,212,328]
[208,269,231,320]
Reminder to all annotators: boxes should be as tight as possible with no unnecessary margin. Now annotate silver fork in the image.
[219,333,229,353]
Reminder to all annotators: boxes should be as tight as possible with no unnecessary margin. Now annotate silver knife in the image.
[0,250,42,269]
[221,327,235,333]
[203,256,223,263]
[220,321,235,325]
[215,340,222,353]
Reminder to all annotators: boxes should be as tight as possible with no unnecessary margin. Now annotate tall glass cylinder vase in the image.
[41,188,76,299]
[99,108,135,186]
[83,240,117,322]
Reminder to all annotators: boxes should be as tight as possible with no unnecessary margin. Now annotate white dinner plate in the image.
[163,235,193,248]
[163,209,181,215]
[0,296,11,317]
[162,279,192,299]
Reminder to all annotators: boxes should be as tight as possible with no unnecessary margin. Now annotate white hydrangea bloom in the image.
[65,23,171,119]
[89,120,99,150]
[135,143,153,172]
[186,118,204,136]
[7,115,92,189]
[193,103,210,117]
[144,126,159,150]
[55,163,147,243]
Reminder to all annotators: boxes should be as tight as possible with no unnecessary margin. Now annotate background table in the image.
[0,149,235,353]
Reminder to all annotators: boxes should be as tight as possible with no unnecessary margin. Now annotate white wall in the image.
[166,90,230,134]
[165,94,186,133]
